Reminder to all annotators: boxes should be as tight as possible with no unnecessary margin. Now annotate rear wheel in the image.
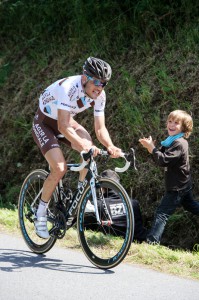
[77,178,134,269]
[18,169,57,253]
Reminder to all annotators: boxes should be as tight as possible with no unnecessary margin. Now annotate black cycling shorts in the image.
[32,108,71,156]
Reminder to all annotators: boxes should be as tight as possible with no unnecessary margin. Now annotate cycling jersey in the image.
[39,75,106,120]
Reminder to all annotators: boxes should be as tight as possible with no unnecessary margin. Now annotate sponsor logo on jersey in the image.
[41,90,55,105]
[101,100,105,106]
[95,109,104,113]
[60,103,76,109]
[68,86,77,99]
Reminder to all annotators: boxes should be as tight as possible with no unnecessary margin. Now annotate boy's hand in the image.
[139,136,155,153]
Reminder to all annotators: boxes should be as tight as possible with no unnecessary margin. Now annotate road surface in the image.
[0,233,199,300]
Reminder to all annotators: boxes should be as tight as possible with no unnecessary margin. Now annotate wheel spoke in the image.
[77,178,134,269]
[18,170,57,253]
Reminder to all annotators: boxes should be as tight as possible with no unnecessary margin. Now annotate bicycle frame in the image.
[30,148,136,227]
[66,159,111,225]
[19,148,136,268]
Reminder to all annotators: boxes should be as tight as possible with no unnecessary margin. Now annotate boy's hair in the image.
[167,110,193,138]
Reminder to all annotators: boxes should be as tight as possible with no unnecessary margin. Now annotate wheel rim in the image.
[19,171,56,251]
[78,179,133,268]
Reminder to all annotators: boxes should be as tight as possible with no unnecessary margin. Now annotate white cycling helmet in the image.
[83,57,112,81]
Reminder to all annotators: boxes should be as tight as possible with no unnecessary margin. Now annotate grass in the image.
[0,1,199,272]
[1,207,199,280]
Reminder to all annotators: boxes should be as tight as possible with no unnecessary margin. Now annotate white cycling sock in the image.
[36,199,48,218]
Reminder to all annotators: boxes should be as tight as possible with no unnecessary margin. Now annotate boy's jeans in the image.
[147,187,199,244]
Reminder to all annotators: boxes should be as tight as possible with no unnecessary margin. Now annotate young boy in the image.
[139,110,199,244]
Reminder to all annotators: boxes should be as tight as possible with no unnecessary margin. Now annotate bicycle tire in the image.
[18,169,57,254]
[77,178,134,269]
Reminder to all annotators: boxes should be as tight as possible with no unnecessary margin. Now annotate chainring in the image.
[48,209,67,239]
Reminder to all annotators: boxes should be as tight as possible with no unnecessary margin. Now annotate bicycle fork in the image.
[90,177,113,226]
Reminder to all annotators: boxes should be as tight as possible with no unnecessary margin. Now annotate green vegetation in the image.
[0,207,199,280]
[0,0,199,249]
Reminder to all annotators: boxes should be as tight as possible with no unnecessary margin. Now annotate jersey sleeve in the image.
[56,79,77,112]
[94,91,106,116]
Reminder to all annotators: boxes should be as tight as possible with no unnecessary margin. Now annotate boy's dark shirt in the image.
[152,137,191,191]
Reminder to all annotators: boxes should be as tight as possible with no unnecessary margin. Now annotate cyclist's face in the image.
[167,118,182,136]
[83,75,105,99]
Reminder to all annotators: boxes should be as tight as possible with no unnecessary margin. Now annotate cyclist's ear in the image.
[81,74,87,85]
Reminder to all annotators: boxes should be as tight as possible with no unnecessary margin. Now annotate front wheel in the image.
[77,178,134,269]
[18,169,57,253]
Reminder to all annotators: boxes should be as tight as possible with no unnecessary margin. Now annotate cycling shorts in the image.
[32,108,71,156]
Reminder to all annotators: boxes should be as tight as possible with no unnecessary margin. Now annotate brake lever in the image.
[125,148,137,171]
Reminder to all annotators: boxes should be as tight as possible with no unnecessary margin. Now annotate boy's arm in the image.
[139,137,183,167]
[152,142,182,167]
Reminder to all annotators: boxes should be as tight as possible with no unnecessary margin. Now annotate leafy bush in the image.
[0,0,199,249]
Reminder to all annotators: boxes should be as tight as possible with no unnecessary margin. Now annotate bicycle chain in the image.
[49,209,67,239]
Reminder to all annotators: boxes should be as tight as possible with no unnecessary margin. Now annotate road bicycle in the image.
[18,148,137,269]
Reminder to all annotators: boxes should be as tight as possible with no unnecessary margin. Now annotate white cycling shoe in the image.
[34,216,50,239]
[85,200,95,213]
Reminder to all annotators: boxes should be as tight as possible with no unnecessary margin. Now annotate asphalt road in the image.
[0,233,199,300]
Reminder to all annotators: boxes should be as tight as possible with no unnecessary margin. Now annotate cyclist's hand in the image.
[107,145,122,158]
[90,145,101,157]
[82,145,100,158]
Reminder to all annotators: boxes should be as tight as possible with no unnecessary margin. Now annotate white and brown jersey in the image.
[39,75,106,119]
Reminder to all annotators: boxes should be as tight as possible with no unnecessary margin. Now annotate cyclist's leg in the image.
[70,122,95,213]
[42,147,67,202]
[70,121,93,182]
[32,109,67,204]
[34,148,67,238]
[32,111,67,238]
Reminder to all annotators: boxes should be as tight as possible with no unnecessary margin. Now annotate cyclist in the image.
[32,57,122,239]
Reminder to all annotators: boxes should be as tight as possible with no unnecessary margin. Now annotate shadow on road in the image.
[0,248,114,275]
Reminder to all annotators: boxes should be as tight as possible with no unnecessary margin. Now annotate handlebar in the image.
[70,148,137,172]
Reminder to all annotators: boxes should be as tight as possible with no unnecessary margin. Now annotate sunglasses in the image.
[85,75,108,88]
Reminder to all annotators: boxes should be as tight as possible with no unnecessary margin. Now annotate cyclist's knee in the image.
[51,162,67,179]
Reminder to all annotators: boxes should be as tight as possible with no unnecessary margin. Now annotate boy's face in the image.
[167,118,182,136]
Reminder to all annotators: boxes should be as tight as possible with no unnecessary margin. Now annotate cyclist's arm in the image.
[57,109,91,152]
[94,115,113,147]
[94,115,121,157]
